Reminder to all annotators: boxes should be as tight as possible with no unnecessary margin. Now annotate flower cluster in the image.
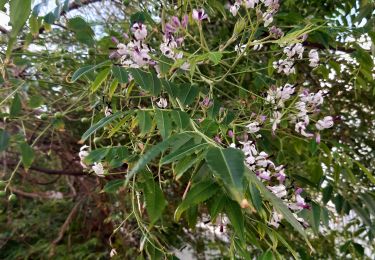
[239,81,333,226]
[114,22,154,69]
[229,139,309,228]
[111,17,190,79]
[159,16,190,71]
[273,42,320,75]
[79,145,105,177]
[228,0,280,27]
[293,89,333,141]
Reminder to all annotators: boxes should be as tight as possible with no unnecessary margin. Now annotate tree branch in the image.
[304,41,357,53]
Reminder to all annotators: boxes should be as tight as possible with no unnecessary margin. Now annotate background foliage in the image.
[0,0,374,259]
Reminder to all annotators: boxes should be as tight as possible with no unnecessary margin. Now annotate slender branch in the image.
[304,41,357,53]
[49,199,83,257]
[1,161,86,176]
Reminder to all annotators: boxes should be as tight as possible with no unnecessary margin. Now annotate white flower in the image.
[294,43,304,59]
[283,43,304,59]
[308,49,319,67]
[263,12,273,27]
[110,249,117,258]
[180,62,190,70]
[258,169,271,180]
[92,162,105,177]
[230,3,240,16]
[117,43,128,55]
[246,122,261,133]
[267,184,287,198]
[79,145,90,169]
[241,141,258,157]
[273,59,295,75]
[156,97,168,108]
[244,0,258,9]
[300,90,324,106]
[256,151,274,169]
[280,84,295,100]
[104,106,112,117]
[271,111,282,133]
[274,165,286,182]
[131,23,147,40]
[269,210,283,228]
[295,122,314,138]
[132,47,151,67]
[235,44,247,54]
[253,43,263,51]
[46,191,64,199]
[316,116,334,130]
[262,0,275,7]
[192,9,208,21]
[229,143,237,148]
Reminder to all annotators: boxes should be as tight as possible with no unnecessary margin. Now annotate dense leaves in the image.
[0,0,374,259]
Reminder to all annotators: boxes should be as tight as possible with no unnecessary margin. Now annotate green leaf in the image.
[208,193,226,221]
[0,129,10,152]
[355,161,375,185]
[141,172,167,224]
[84,148,110,164]
[171,110,190,130]
[108,78,119,98]
[29,15,39,36]
[155,109,171,139]
[128,68,161,96]
[161,142,208,165]
[259,250,273,260]
[20,142,34,170]
[67,16,95,46]
[322,185,333,204]
[225,198,245,240]
[208,52,223,65]
[311,202,321,234]
[81,111,125,142]
[71,61,111,82]
[249,183,262,211]
[102,179,125,193]
[0,0,7,10]
[245,168,309,243]
[107,146,130,168]
[174,180,219,221]
[91,68,110,93]
[174,155,202,180]
[137,110,152,135]
[158,55,173,75]
[176,83,199,107]
[29,95,43,108]
[205,147,244,201]
[9,0,31,37]
[112,66,129,83]
[126,133,194,185]
[130,11,146,24]
[10,93,21,117]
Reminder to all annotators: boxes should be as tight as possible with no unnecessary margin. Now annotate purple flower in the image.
[171,16,181,27]
[181,15,189,28]
[214,135,222,143]
[111,36,119,44]
[228,130,234,138]
[192,9,208,21]
[315,133,321,144]
[201,96,212,107]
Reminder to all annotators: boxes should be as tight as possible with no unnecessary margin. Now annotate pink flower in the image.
[131,23,147,40]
